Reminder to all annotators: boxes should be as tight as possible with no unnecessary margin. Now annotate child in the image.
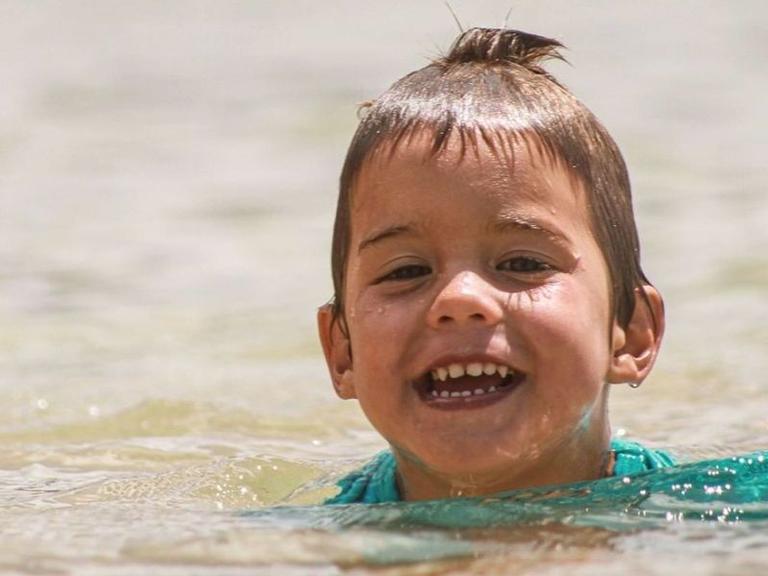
[317,27,674,504]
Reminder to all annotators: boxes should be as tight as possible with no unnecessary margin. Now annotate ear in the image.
[317,303,357,399]
[607,285,665,386]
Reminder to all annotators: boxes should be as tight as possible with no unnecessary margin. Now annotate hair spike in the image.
[502,7,514,30]
[443,1,464,34]
[443,27,567,74]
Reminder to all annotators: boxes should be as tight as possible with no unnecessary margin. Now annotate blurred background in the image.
[0,1,766,573]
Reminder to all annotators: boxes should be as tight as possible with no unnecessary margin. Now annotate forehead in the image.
[350,130,591,230]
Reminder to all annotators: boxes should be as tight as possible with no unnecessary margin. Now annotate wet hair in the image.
[330,27,656,333]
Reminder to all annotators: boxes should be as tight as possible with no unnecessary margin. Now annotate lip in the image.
[412,352,526,411]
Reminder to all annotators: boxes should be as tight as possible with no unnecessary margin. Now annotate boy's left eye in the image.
[497,256,553,274]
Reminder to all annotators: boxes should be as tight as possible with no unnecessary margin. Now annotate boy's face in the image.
[321,133,638,497]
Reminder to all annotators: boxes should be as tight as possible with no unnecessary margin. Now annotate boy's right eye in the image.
[376,264,432,283]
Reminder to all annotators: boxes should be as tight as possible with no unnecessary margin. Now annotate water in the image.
[1,1,766,574]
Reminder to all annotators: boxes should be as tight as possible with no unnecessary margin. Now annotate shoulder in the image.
[324,451,401,505]
[610,437,676,476]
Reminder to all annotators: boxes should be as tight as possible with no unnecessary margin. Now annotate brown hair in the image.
[330,27,656,333]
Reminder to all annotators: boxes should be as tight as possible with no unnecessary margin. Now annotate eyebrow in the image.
[357,223,417,253]
[491,214,573,246]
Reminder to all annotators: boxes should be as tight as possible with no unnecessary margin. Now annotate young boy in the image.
[318,27,673,504]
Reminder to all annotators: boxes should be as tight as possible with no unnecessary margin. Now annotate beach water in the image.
[1,1,766,573]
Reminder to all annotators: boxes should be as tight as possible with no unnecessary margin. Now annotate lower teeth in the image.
[429,374,521,399]
[431,385,499,398]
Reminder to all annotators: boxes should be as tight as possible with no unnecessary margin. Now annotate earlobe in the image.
[317,303,357,399]
[607,286,665,386]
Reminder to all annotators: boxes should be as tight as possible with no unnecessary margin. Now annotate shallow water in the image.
[1,1,767,574]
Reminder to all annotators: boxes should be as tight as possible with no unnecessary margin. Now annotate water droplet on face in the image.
[36,398,49,410]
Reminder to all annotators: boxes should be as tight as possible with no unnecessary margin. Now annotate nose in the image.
[426,271,504,328]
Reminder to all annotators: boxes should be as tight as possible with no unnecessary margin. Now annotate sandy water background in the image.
[1,1,766,574]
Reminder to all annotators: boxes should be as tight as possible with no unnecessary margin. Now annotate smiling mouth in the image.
[415,361,525,409]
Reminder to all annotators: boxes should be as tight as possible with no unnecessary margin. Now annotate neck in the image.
[392,418,612,501]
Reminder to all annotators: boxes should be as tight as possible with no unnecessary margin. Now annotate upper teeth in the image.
[431,362,510,382]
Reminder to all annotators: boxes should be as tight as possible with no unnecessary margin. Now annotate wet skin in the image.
[319,132,663,501]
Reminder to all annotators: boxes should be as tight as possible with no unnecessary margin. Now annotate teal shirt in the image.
[325,438,675,505]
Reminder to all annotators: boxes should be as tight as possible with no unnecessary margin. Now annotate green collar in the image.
[325,438,675,505]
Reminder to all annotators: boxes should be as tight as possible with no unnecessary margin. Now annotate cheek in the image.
[349,285,424,340]
[346,304,410,436]
[346,291,420,380]
[512,282,611,371]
